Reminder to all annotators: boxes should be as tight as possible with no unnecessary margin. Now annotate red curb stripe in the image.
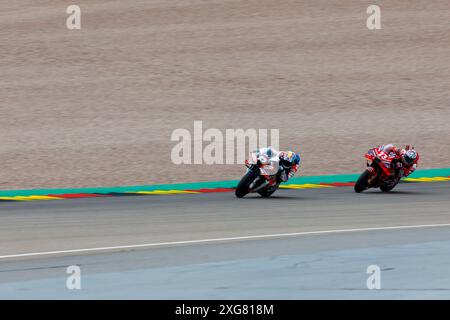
[320,182,355,187]
[48,193,111,199]
[188,188,234,193]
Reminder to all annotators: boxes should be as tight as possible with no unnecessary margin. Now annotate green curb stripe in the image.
[0,181,239,197]
[288,168,450,185]
[0,168,449,198]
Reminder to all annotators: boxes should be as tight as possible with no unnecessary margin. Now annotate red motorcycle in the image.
[354,147,402,193]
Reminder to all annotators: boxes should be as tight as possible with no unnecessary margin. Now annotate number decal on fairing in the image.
[379,152,389,160]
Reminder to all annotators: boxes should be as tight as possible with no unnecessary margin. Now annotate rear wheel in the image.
[380,178,399,192]
[235,171,257,198]
[354,170,372,193]
[258,185,278,198]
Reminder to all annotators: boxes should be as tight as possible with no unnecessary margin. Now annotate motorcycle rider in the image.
[379,144,420,178]
[254,147,301,185]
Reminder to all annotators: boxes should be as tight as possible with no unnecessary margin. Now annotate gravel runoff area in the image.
[1,0,449,189]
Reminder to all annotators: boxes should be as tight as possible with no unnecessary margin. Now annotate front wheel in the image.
[354,170,372,193]
[235,171,257,198]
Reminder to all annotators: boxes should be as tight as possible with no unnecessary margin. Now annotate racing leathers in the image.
[254,147,301,185]
[379,144,419,178]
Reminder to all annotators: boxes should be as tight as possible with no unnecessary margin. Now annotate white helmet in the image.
[403,149,417,165]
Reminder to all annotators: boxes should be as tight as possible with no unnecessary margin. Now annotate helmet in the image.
[292,153,301,165]
[279,151,300,168]
[403,149,417,165]
[280,158,292,168]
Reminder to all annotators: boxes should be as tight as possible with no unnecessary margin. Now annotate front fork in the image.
[366,165,378,185]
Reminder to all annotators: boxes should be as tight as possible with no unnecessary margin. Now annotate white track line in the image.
[1,223,450,260]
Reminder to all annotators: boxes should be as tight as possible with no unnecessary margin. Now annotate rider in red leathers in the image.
[379,144,420,178]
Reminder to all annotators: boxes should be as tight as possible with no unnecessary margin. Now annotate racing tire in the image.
[354,170,371,193]
[258,187,278,198]
[380,179,399,192]
[235,171,257,198]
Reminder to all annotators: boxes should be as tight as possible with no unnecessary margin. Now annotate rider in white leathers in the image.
[254,147,301,185]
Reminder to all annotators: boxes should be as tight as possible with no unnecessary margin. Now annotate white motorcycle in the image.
[235,152,281,198]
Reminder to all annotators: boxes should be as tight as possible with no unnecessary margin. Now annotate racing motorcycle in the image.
[235,152,281,198]
[354,147,402,193]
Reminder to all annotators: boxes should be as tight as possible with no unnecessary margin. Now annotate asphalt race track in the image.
[0,182,449,299]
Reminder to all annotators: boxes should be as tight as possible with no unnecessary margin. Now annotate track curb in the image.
[1,168,449,201]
